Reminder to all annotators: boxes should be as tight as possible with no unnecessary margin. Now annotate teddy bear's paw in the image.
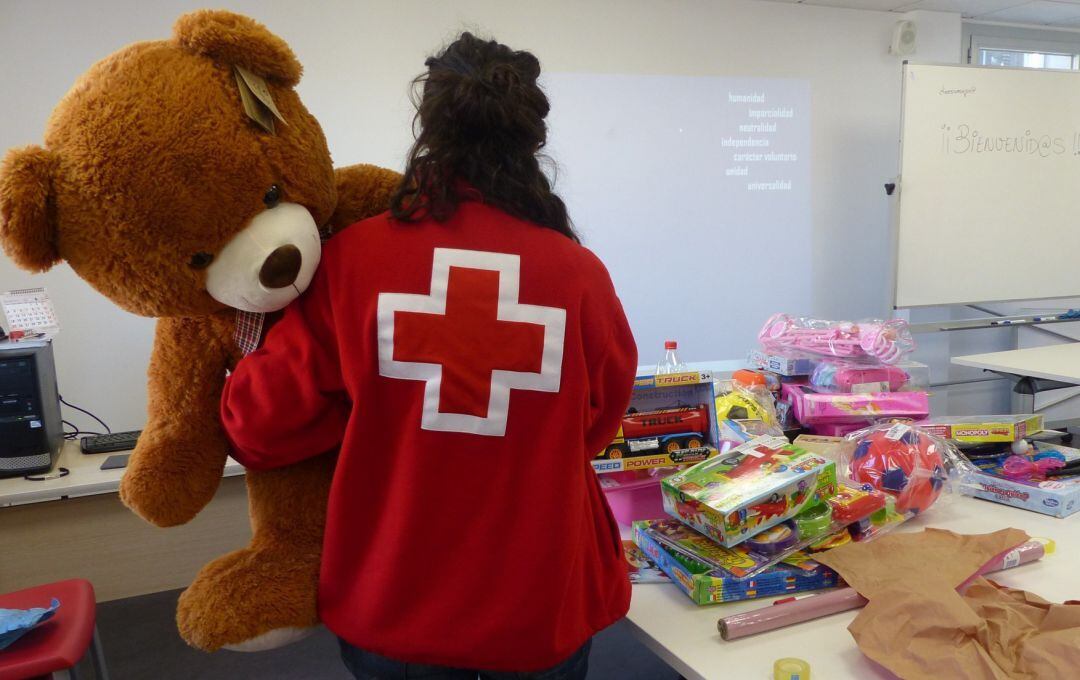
[223,626,317,652]
[176,544,320,652]
[118,439,227,527]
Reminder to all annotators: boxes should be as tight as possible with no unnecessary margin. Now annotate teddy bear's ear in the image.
[0,146,61,273]
[173,10,302,87]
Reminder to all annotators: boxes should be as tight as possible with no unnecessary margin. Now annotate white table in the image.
[953,342,1080,385]
[0,440,245,507]
[1,441,251,600]
[623,496,1076,680]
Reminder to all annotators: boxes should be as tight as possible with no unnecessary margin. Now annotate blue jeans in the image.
[338,638,592,680]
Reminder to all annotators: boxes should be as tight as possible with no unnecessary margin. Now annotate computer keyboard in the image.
[81,430,141,454]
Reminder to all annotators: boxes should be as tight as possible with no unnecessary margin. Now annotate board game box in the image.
[963,442,1080,518]
[632,520,839,605]
[919,414,1044,443]
[660,436,837,547]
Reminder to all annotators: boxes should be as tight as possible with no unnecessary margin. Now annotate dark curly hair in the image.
[390,32,578,242]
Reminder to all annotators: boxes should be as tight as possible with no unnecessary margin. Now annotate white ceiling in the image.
[770,0,1080,27]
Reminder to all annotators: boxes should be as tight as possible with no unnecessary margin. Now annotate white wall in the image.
[905,22,1080,418]
[0,0,961,430]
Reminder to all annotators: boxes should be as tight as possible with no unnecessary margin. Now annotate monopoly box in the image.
[593,371,721,474]
[632,520,839,605]
[660,436,837,547]
[919,414,1044,443]
[963,443,1080,518]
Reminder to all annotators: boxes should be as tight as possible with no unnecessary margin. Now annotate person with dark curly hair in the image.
[221,32,638,680]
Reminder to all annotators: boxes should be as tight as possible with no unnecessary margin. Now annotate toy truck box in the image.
[660,436,837,547]
[632,520,838,605]
[593,371,721,474]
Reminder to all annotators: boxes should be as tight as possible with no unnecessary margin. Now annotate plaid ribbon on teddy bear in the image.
[232,229,330,355]
[233,310,265,355]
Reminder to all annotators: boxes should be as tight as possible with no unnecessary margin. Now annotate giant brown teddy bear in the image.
[0,11,399,651]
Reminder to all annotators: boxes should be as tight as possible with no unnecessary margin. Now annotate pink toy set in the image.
[809,362,928,394]
[782,383,930,426]
[751,314,928,435]
[758,314,915,365]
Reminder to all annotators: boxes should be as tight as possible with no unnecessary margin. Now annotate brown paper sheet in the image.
[816,528,1080,679]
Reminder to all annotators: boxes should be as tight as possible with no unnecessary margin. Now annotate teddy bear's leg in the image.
[175,453,334,652]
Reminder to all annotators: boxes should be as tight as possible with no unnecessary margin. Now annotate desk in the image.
[623,497,1076,680]
[0,442,251,601]
[953,342,1080,386]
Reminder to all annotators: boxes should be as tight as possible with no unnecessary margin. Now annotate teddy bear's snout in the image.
[259,244,303,289]
[204,202,321,313]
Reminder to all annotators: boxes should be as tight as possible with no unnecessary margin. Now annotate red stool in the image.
[0,579,109,680]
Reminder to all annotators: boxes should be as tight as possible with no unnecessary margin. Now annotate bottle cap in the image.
[665,340,677,350]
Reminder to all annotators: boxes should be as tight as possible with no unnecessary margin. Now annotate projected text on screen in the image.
[544,74,811,361]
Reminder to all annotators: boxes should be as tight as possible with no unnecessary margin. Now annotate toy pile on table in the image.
[627,416,977,605]
[749,313,931,437]
[600,311,1080,607]
[606,314,985,607]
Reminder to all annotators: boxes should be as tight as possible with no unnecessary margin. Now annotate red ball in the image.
[849,426,946,514]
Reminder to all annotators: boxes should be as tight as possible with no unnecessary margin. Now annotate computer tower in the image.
[0,341,63,477]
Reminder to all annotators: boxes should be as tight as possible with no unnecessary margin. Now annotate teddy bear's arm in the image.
[326,164,402,235]
[119,314,234,527]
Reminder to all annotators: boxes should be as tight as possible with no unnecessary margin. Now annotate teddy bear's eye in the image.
[189,252,214,269]
[263,184,281,208]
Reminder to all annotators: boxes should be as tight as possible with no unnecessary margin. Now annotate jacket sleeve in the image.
[220,265,348,471]
[582,255,638,457]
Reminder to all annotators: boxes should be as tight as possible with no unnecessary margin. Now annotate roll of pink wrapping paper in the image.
[718,539,1046,641]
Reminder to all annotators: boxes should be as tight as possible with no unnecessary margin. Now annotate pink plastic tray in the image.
[601,471,668,526]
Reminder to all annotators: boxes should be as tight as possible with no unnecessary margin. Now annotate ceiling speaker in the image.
[891,20,917,57]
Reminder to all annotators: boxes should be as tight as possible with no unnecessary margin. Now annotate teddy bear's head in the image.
[0,11,337,317]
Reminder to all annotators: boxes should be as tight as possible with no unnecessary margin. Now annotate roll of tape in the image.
[774,657,811,680]
[795,503,833,539]
[747,521,799,555]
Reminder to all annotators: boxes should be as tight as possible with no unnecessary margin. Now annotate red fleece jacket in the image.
[221,201,637,671]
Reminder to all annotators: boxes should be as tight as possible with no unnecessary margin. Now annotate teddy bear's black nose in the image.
[259,244,302,289]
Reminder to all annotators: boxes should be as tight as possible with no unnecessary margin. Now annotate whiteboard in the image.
[895,62,1080,308]
[544,73,811,362]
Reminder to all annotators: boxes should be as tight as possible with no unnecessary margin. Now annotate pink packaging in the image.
[809,423,865,437]
[782,383,929,426]
[599,470,668,526]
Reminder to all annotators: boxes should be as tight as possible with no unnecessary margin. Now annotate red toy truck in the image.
[602,405,711,460]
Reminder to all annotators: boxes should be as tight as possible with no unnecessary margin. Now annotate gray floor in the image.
[93,589,681,679]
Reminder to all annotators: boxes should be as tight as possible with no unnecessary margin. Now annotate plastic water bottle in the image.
[656,340,688,374]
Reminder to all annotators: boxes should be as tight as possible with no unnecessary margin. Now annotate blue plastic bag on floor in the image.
[0,598,60,651]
